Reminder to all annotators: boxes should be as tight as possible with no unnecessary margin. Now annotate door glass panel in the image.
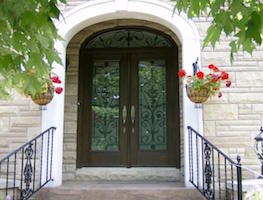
[91,60,120,151]
[138,60,167,151]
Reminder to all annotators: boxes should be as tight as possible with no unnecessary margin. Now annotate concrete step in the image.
[74,167,183,182]
[34,181,205,200]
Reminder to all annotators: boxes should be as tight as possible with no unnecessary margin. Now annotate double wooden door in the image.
[77,49,180,167]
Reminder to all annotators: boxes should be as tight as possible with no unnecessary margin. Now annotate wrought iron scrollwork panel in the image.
[139,60,167,151]
[86,29,173,48]
[204,142,214,199]
[21,143,33,200]
[91,60,120,151]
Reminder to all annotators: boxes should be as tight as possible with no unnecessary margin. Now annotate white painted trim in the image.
[42,0,203,187]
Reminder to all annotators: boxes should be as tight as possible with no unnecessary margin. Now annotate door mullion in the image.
[129,54,139,166]
[120,54,130,166]
[127,53,131,168]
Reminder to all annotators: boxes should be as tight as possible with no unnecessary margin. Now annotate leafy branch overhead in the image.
[173,0,263,61]
[0,0,65,99]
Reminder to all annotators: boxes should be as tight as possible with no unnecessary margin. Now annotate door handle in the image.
[122,105,127,134]
[131,105,135,124]
[131,105,135,133]
[122,105,127,124]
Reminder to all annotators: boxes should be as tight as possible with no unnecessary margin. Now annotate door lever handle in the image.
[131,105,135,124]
[131,105,135,134]
[122,105,127,124]
[122,105,127,134]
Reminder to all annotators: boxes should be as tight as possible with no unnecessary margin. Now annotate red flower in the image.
[213,66,220,72]
[218,92,222,98]
[196,71,204,79]
[178,69,186,78]
[214,87,218,91]
[221,71,229,80]
[208,64,220,72]
[208,64,215,70]
[226,80,231,87]
[51,76,62,84]
[211,74,220,83]
[55,87,63,94]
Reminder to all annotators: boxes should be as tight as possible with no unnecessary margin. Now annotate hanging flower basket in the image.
[178,63,232,104]
[29,75,63,106]
[186,85,210,103]
[31,86,54,106]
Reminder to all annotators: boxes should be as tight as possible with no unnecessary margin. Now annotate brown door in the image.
[77,49,180,167]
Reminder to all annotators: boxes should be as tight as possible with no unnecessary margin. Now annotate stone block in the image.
[66,47,80,55]
[64,143,77,151]
[203,121,215,136]
[10,117,40,128]
[62,164,76,173]
[63,152,76,160]
[201,52,231,66]
[229,125,258,131]
[8,127,27,134]
[64,95,78,106]
[203,104,238,120]
[64,104,78,112]
[239,104,252,111]
[216,120,260,126]
[232,60,258,67]
[250,50,263,60]
[64,113,78,121]
[0,106,17,115]
[27,127,41,140]
[63,137,77,144]
[238,109,253,114]
[238,114,260,120]
[216,125,229,131]
[229,93,263,103]
[65,74,78,84]
[64,121,77,134]
[236,72,263,87]
[0,117,9,132]
[252,104,263,113]
[65,84,78,96]
[205,93,228,104]
[216,130,250,137]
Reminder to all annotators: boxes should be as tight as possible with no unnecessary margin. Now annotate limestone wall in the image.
[0,93,41,158]
[196,18,263,175]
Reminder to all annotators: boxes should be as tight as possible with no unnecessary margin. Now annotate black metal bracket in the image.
[192,58,199,76]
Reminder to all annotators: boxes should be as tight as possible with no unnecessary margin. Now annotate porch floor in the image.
[34,181,205,200]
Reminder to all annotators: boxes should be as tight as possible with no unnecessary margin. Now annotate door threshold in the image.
[74,167,183,182]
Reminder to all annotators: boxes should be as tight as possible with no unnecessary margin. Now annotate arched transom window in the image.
[85,28,174,48]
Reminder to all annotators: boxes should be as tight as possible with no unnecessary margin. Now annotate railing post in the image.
[237,155,242,200]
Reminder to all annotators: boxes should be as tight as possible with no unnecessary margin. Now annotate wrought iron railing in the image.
[188,126,242,200]
[0,127,56,200]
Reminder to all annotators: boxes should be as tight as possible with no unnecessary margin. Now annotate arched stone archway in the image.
[42,0,203,187]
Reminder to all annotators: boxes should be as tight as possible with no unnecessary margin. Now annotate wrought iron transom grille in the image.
[85,29,174,48]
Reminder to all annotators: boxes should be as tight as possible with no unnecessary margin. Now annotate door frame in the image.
[77,47,180,168]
